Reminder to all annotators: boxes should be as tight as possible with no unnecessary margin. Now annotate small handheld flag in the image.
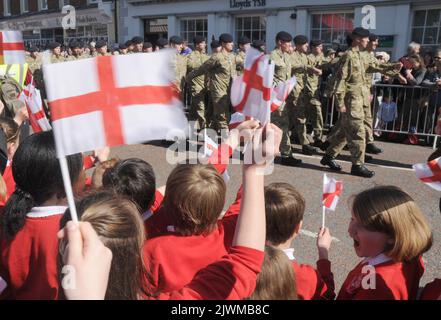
[413,157,441,191]
[322,174,343,228]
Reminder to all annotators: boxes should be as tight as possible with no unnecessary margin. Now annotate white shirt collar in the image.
[283,248,296,261]
[26,206,67,218]
[364,253,393,266]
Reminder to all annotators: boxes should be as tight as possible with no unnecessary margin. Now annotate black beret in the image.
[125,40,133,47]
[28,47,38,53]
[352,27,370,38]
[219,33,234,43]
[276,31,292,42]
[238,36,251,45]
[143,42,152,48]
[95,40,107,49]
[131,36,144,44]
[193,35,206,45]
[310,39,323,47]
[48,42,61,50]
[169,35,184,45]
[69,40,81,49]
[252,40,265,52]
[119,43,127,50]
[156,38,168,47]
[210,40,221,49]
[293,35,308,45]
[369,33,379,42]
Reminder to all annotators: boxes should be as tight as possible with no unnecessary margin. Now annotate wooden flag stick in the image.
[59,156,79,223]
[322,206,326,229]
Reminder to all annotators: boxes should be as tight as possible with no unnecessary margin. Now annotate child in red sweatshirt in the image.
[0,132,85,300]
[338,186,432,300]
[264,182,335,300]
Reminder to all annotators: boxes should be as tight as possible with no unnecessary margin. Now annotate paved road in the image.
[109,139,441,294]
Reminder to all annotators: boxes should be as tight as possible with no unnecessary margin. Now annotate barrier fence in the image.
[324,83,441,149]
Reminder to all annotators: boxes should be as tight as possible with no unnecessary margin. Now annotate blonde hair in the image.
[60,191,147,300]
[352,186,432,262]
[250,246,297,300]
[163,164,226,236]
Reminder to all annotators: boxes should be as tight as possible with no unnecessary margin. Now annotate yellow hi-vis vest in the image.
[0,64,29,88]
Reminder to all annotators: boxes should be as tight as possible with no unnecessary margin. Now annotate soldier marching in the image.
[20,26,406,178]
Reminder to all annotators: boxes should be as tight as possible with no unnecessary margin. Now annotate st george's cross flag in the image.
[18,83,52,133]
[43,50,188,157]
[323,174,343,211]
[230,47,274,124]
[413,157,441,191]
[203,133,230,183]
[270,76,297,112]
[0,31,26,65]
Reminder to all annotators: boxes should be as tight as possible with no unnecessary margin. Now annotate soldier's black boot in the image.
[280,151,302,166]
[351,165,375,178]
[319,140,330,152]
[366,143,383,155]
[320,155,342,172]
[365,154,373,162]
[302,144,317,156]
[312,139,324,149]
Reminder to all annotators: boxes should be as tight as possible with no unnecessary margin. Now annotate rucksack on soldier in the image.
[0,75,25,118]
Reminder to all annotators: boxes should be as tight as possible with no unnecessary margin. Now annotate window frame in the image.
[309,11,355,48]
[234,14,266,44]
[411,8,441,49]
[3,0,11,16]
[20,0,29,13]
[179,16,208,47]
[39,0,48,11]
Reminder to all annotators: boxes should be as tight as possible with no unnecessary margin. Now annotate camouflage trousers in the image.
[211,94,230,132]
[189,89,207,130]
[306,93,324,142]
[364,103,374,145]
[291,93,310,146]
[326,95,366,166]
[271,99,293,155]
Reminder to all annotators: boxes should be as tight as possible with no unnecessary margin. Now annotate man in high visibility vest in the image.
[0,63,29,88]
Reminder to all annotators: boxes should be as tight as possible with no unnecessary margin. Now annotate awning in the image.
[0,7,112,30]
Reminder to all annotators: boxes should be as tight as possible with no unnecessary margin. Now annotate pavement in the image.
[109,138,441,294]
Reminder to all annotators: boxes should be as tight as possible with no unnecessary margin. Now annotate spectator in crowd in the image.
[143,42,153,53]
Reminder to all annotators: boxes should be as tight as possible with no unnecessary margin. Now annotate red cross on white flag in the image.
[230,47,274,124]
[203,133,230,183]
[0,31,25,65]
[18,83,52,133]
[43,50,188,157]
[323,174,343,212]
[413,157,441,191]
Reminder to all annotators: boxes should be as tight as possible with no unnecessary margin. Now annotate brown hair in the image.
[408,54,426,70]
[352,186,432,262]
[0,174,6,203]
[162,164,226,236]
[264,183,305,245]
[0,117,20,144]
[59,191,147,300]
[250,246,297,300]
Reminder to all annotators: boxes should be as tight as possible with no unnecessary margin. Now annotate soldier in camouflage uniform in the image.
[204,40,222,126]
[49,42,65,64]
[269,31,302,166]
[187,33,236,133]
[320,27,402,178]
[66,41,85,61]
[169,36,187,101]
[95,40,111,57]
[235,36,251,76]
[186,35,209,130]
[304,39,330,147]
[289,35,323,155]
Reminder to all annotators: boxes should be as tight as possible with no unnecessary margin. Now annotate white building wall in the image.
[120,0,441,58]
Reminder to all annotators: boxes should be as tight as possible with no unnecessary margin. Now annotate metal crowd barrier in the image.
[323,83,441,149]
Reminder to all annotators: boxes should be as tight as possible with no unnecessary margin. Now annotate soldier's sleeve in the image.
[334,53,351,108]
[236,54,244,72]
[291,55,308,74]
[187,55,217,80]
[365,53,398,77]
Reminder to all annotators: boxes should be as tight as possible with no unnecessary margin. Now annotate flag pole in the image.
[322,205,326,229]
[59,156,79,223]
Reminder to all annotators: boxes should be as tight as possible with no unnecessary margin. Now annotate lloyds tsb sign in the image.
[230,0,266,10]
